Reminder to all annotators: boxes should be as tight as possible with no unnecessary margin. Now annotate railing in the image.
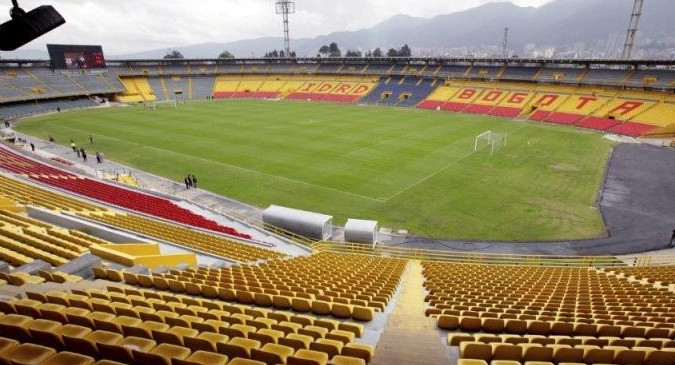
[309,242,667,268]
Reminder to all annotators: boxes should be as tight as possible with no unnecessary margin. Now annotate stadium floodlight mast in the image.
[621,0,644,60]
[275,0,295,58]
[502,27,509,59]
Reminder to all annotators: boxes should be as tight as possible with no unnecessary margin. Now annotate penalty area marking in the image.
[380,123,530,202]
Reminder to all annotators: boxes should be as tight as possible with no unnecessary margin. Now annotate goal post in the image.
[474,130,508,155]
[145,100,178,110]
[474,131,492,152]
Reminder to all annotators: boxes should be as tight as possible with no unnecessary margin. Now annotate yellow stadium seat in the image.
[98,336,156,364]
[172,350,228,365]
[251,343,295,365]
[288,349,329,365]
[41,351,95,365]
[132,343,191,365]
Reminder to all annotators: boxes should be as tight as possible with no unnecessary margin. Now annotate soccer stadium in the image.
[0,0,674,364]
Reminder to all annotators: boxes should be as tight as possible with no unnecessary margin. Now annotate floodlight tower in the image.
[275,0,295,57]
[502,27,509,59]
[621,0,644,60]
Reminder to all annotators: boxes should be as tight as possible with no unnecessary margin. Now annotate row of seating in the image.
[436,315,675,338]
[603,266,675,286]
[457,341,674,365]
[81,212,281,263]
[210,75,378,103]
[0,157,279,263]
[448,330,675,348]
[0,204,116,269]
[0,146,254,240]
[120,253,405,321]
[0,287,373,365]
[0,175,104,212]
[41,285,366,340]
[0,334,368,365]
[424,263,674,319]
[418,83,674,136]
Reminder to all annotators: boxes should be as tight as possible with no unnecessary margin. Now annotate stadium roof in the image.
[1,57,675,67]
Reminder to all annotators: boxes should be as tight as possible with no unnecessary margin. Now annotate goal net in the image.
[474,131,507,155]
[145,100,178,110]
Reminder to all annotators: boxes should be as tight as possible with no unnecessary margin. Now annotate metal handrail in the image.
[309,242,675,268]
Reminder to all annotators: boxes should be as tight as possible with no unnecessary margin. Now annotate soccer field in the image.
[17,99,614,241]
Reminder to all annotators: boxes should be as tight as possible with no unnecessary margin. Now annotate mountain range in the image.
[3,0,675,59]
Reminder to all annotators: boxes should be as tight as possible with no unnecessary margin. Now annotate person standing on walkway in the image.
[95,152,101,164]
[187,174,193,188]
[191,174,197,189]
[49,136,55,143]
[71,140,77,152]
[30,142,35,152]
[76,148,81,158]
[99,152,104,163]
[670,229,675,248]
[82,149,87,162]
[184,177,190,190]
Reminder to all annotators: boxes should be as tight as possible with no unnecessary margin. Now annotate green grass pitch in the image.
[17,99,614,241]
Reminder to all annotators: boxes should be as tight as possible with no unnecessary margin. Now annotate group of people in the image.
[184,174,198,190]
[70,137,104,164]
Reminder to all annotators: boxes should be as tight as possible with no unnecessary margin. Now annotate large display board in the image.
[47,44,106,69]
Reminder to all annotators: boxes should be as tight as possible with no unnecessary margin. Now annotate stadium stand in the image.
[500,67,540,81]
[3,58,675,139]
[0,283,376,365]
[582,69,630,86]
[0,206,96,267]
[0,173,279,263]
[117,77,156,103]
[359,76,435,106]
[625,70,675,89]
[81,211,279,262]
[0,146,253,240]
[602,266,675,286]
[190,75,217,99]
[0,98,98,119]
[424,262,675,365]
[537,67,587,83]
[107,252,405,321]
[468,66,503,80]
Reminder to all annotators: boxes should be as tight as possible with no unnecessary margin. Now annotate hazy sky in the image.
[0,0,555,55]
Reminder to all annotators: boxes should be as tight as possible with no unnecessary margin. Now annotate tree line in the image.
[162,43,412,59]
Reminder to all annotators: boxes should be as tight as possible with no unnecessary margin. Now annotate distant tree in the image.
[364,50,372,57]
[372,48,383,57]
[279,50,286,58]
[290,51,297,58]
[328,42,341,57]
[319,45,330,56]
[345,50,362,57]
[218,50,235,59]
[399,44,412,57]
[386,48,399,57]
[164,49,184,59]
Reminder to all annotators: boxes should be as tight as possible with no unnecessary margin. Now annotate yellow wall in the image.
[90,243,197,269]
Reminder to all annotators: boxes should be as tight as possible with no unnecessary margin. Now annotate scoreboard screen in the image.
[47,44,106,69]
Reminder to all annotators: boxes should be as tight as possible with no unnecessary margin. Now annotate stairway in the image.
[371,260,449,365]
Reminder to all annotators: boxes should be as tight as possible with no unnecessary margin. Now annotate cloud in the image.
[0,0,554,55]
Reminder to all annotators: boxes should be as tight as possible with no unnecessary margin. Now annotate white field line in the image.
[55,126,383,203]
[381,124,530,202]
